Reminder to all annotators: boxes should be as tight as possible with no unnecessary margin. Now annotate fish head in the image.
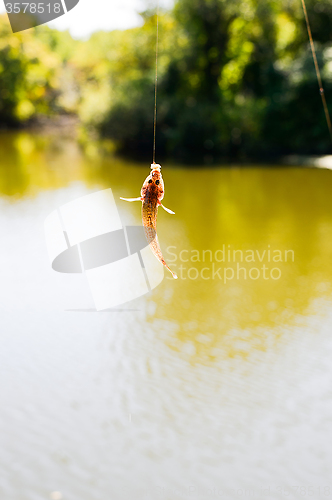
[141,163,165,201]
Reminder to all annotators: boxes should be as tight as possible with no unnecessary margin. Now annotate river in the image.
[1,130,332,500]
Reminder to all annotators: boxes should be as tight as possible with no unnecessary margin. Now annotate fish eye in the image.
[148,179,153,183]
[155,180,160,185]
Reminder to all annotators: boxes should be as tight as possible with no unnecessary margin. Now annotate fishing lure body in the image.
[120,163,178,279]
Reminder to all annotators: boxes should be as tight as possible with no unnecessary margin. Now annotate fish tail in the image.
[146,230,178,279]
[164,262,178,279]
[154,247,178,279]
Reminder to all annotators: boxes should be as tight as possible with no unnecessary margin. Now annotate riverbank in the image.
[283,155,332,169]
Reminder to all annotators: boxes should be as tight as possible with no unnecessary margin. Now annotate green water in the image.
[1,130,332,498]
[2,130,332,359]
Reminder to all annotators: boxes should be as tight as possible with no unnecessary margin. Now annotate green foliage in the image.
[97,0,332,163]
[0,16,71,124]
[0,0,332,162]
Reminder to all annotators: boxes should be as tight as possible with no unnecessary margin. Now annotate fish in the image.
[120,163,178,279]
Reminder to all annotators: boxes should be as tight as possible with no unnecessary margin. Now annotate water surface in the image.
[1,131,332,500]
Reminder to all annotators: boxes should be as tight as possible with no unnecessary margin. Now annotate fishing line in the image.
[300,0,332,142]
[153,0,160,164]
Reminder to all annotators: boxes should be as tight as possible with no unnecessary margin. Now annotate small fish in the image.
[120,163,178,279]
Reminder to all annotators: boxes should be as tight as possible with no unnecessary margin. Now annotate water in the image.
[1,130,332,500]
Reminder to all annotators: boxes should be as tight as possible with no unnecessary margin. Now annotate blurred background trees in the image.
[0,0,332,163]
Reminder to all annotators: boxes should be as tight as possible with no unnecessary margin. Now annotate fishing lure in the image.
[120,163,178,279]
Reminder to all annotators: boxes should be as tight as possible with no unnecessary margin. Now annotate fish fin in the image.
[165,266,178,279]
[120,197,142,202]
[160,203,175,214]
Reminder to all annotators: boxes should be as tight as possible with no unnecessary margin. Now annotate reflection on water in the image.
[1,130,332,499]
[2,130,332,360]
